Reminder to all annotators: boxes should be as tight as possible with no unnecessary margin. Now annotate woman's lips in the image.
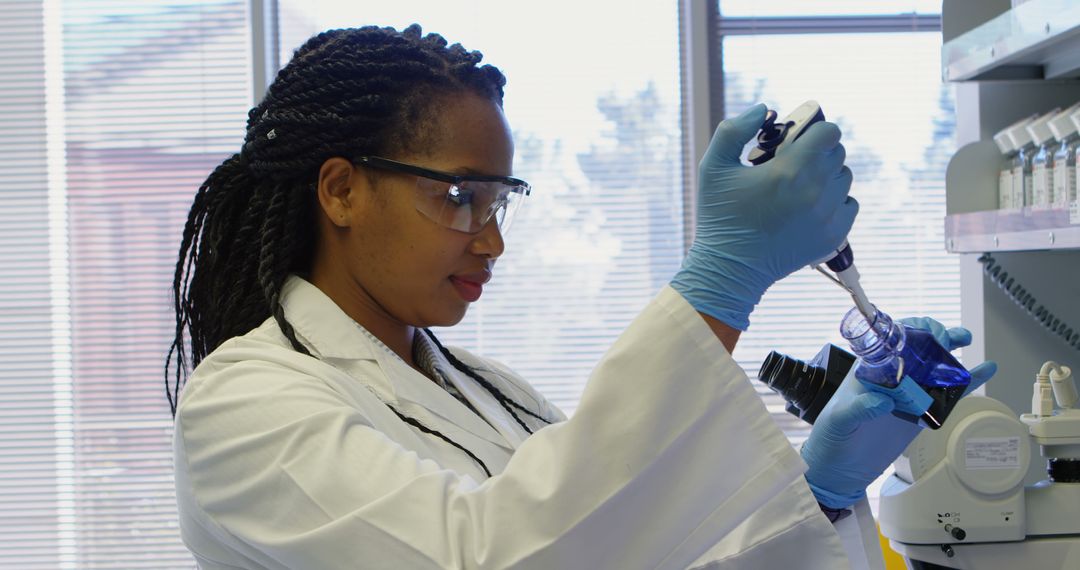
[449,276,484,302]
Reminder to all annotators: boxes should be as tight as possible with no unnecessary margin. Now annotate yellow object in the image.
[879,523,907,569]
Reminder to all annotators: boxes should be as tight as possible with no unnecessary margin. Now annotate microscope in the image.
[879,362,1080,569]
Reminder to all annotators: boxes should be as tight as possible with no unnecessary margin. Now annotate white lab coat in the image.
[173,276,876,569]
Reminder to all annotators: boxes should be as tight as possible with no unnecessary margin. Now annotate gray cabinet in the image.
[944,0,1080,484]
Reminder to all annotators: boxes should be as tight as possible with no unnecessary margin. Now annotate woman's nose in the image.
[469,217,505,259]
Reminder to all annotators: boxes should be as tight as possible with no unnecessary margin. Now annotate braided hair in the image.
[167,24,548,476]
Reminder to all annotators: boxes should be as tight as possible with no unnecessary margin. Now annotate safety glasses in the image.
[356,156,531,234]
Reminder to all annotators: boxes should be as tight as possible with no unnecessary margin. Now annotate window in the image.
[278,0,685,415]
[0,1,249,566]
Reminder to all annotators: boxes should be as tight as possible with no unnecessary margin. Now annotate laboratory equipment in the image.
[1072,107,1080,208]
[840,307,972,430]
[1048,104,1080,209]
[993,117,1032,210]
[1007,119,1036,209]
[1027,113,1058,209]
[750,101,875,322]
[879,361,1080,569]
[747,101,826,165]
[758,344,855,425]
[1008,110,1059,209]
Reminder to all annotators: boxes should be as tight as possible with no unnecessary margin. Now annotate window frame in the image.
[250,0,281,103]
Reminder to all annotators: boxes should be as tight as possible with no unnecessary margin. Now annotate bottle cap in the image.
[1006,114,1042,149]
[993,127,1016,154]
[1048,102,1080,141]
[1025,108,1060,147]
[994,115,1036,154]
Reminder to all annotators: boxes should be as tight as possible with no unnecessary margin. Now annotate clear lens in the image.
[414,177,526,233]
[496,188,525,233]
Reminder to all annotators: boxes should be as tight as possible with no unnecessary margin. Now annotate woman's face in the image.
[325,93,515,329]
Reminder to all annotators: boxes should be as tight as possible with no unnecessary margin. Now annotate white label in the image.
[999,170,1013,209]
[1074,162,1080,202]
[1053,164,1070,207]
[1033,163,1051,208]
[1072,200,1080,224]
[1012,165,1026,208]
[965,437,1021,470]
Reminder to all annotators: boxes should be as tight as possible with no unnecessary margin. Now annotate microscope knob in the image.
[944,523,966,541]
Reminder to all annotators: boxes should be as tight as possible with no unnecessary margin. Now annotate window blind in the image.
[0,2,67,567]
[0,1,251,567]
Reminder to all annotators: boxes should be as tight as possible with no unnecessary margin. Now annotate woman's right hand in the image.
[671,103,857,331]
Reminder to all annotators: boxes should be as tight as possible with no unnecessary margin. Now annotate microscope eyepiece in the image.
[758,345,855,425]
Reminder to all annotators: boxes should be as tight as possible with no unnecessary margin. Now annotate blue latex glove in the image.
[801,317,998,509]
[670,104,857,330]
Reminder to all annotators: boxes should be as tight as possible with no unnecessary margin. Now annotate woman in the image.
[169,24,981,569]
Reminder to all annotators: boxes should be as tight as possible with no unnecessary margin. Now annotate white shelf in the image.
[942,0,1080,81]
[945,208,1080,252]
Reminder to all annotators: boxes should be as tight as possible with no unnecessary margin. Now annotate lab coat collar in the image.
[414,331,526,448]
[375,342,515,452]
[279,276,376,361]
[279,276,513,452]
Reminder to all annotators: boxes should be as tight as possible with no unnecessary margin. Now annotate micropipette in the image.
[749,101,876,322]
[812,242,876,322]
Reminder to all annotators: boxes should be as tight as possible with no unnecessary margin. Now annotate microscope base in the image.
[889,535,1080,569]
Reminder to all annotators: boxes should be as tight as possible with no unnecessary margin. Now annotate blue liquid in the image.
[841,308,971,429]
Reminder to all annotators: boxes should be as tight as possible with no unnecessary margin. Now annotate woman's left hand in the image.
[799,317,997,509]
